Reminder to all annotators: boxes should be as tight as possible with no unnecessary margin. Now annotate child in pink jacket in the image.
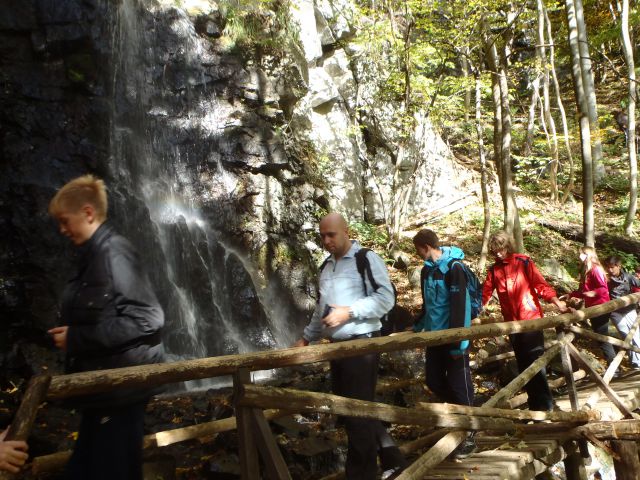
[569,247,614,365]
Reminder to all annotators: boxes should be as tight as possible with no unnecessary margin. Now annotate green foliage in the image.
[597,173,629,193]
[607,197,629,215]
[218,0,299,56]
[349,221,389,250]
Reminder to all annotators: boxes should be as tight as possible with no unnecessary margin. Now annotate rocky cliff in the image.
[0,0,474,379]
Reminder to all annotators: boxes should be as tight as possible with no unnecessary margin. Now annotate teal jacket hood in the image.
[424,246,465,272]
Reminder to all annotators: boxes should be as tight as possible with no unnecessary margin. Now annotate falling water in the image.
[106,0,296,382]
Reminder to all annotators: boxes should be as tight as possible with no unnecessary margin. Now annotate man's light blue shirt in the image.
[303,241,394,341]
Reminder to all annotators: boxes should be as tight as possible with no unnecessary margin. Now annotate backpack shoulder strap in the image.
[445,258,464,286]
[319,255,332,273]
[355,248,379,294]
[515,255,532,281]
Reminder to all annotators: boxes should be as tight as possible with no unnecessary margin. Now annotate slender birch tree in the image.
[565,0,595,246]
[619,0,638,234]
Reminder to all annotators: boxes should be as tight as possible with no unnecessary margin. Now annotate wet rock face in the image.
[0,0,114,375]
[0,0,474,378]
[0,0,316,376]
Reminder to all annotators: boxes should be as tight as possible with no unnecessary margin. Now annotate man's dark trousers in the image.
[65,401,147,480]
[510,331,553,411]
[331,334,406,479]
[425,345,474,406]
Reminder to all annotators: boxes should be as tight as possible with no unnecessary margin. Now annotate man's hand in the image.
[0,429,28,474]
[322,305,351,328]
[292,338,308,348]
[584,291,597,298]
[48,326,69,350]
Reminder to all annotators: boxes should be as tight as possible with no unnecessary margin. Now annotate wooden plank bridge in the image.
[418,371,640,479]
[4,294,640,480]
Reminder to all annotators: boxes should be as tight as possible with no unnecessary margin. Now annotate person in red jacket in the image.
[633,266,640,293]
[482,231,568,411]
[568,247,615,366]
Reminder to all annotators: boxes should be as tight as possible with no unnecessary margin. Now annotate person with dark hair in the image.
[0,428,28,473]
[412,229,476,459]
[604,256,640,369]
[482,231,568,411]
[294,213,407,480]
[48,175,165,480]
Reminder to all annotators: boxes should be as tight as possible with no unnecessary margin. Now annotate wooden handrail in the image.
[46,293,640,401]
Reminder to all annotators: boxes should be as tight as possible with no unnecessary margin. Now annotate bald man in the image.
[294,213,406,479]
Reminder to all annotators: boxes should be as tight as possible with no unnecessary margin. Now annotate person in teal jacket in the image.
[412,229,475,459]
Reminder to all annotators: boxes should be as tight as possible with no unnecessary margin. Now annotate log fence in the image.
[5,292,640,480]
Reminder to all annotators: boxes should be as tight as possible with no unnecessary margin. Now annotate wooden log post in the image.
[565,342,640,419]
[555,327,590,461]
[611,441,640,480]
[232,370,291,480]
[0,374,51,480]
[233,369,259,480]
[563,440,588,480]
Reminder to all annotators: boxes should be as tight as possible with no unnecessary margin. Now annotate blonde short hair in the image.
[489,230,515,255]
[48,175,108,222]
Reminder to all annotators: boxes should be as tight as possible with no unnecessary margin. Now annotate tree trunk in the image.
[485,22,522,251]
[565,0,595,246]
[620,0,638,234]
[485,26,503,193]
[475,65,491,272]
[461,49,471,123]
[611,440,640,480]
[574,0,604,186]
[543,4,575,204]
[498,58,523,251]
[537,0,559,201]
[522,70,541,159]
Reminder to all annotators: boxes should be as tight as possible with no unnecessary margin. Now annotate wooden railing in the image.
[4,292,640,480]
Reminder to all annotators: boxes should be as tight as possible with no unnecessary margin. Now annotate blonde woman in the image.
[569,247,614,365]
[47,175,165,480]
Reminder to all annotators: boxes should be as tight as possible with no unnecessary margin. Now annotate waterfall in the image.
[106,0,297,378]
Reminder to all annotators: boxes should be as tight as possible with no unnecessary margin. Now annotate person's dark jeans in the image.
[509,331,553,411]
[425,345,474,406]
[591,313,616,365]
[65,401,147,480]
[331,333,406,479]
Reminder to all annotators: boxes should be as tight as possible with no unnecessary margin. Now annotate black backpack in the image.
[319,248,401,335]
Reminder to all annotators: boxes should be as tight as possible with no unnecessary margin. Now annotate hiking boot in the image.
[381,467,404,479]
[452,433,477,460]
